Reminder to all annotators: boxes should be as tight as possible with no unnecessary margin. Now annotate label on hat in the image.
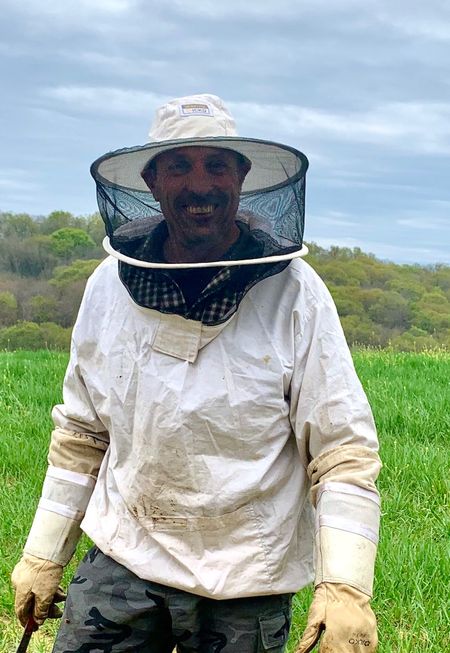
[179,103,213,117]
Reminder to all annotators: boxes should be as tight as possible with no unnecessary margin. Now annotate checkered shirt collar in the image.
[118,221,289,325]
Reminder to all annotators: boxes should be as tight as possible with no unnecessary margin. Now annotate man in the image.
[12,94,381,652]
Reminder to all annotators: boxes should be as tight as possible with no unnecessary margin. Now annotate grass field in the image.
[0,349,448,652]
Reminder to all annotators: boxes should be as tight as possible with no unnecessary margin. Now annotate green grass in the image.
[0,349,449,652]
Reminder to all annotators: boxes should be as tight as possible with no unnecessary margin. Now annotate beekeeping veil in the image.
[91,94,309,269]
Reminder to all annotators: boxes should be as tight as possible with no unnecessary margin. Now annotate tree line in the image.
[0,210,448,351]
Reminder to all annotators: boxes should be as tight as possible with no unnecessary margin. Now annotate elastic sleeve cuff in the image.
[308,445,381,505]
[48,427,108,476]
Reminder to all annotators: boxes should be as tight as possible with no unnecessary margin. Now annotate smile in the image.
[186,205,216,215]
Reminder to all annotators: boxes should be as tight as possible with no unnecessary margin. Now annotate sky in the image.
[1,0,449,265]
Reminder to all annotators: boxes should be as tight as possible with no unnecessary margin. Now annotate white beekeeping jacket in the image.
[52,256,378,599]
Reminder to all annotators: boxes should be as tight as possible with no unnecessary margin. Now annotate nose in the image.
[183,163,215,194]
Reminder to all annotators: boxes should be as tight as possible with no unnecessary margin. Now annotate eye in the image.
[207,160,228,174]
[167,159,190,174]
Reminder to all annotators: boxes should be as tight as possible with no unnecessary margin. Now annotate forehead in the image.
[155,146,239,166]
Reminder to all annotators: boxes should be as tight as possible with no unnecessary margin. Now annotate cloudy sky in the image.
[1,0,449,264]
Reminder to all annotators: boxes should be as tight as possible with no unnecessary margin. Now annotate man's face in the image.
[142,146,250,260]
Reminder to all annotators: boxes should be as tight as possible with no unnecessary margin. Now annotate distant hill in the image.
[0,211,448,351]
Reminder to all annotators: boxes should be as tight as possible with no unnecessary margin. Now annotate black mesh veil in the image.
[91,137,309,269]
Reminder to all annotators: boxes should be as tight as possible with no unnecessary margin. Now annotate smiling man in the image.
[12,94,381,653]
[141,146,250,263]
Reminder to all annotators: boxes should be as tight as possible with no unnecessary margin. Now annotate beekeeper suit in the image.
[12,94,381,653]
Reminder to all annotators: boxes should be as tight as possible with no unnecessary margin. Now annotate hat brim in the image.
[91,136,308,194]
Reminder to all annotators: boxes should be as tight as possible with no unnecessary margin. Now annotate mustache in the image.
[175,191,227,207]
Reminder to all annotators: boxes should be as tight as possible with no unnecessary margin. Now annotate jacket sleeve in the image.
[289,278,381,596]
[24,338,109,566]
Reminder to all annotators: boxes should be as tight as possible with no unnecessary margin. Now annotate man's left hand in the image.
[295,582,378,652]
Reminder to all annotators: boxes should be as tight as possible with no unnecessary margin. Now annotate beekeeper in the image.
[12,94,381,653]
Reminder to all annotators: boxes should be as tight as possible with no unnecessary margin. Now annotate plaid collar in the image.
[119,221,289,325]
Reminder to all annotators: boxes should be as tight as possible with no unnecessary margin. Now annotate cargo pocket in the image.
[258,611,291,651]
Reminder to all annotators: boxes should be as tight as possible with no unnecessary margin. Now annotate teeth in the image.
[187,205,214,214]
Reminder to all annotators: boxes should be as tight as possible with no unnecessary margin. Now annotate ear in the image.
[141,166,160,201]
[238,156,252,186]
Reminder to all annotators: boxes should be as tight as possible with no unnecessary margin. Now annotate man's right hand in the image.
[11,553,66,626]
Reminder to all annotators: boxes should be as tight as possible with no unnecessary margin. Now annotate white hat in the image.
[91,93,308,195]
[149,94,238,141]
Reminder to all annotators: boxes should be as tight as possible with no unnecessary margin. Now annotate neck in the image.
[164,225,240,263]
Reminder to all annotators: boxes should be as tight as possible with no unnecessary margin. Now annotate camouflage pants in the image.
[52,547,293,652]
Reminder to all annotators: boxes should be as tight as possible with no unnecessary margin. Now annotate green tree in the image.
[0,212,38,238]
[50,259,101,327]
[368,291,412,330]
[390,326,443,352]
[362,260,398,287]
[38,210,84,235]
[0,320,71,350]
[317,261,369,287]
[28,295,58,323]
[386,278,424,302]
[412,291,450,333]
[40,322,72,349]
[0,321,45,349]
[0,235,57,277]
[49,228,96,260]
[85,212,106,246]
[0,291,18,326]
[328,285,366,317]
[50,259,101,287]
[340,315,383,347]
[432,264,450,295]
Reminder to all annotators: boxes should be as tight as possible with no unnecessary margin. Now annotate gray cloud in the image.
[1,0,449,264]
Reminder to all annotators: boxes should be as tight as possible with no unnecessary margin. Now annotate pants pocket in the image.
[258,610,291,651]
